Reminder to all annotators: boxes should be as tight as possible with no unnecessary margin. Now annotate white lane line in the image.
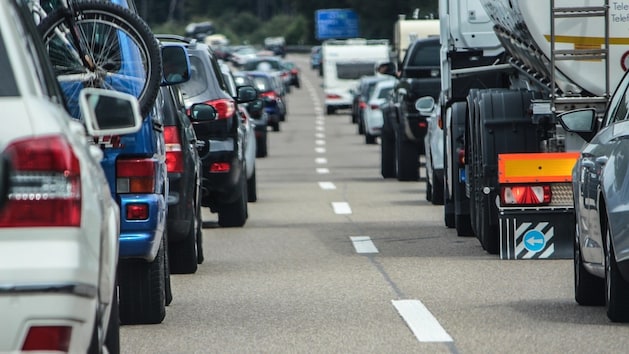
[315,147,326,154]
[316,119,325,126]
[350,236,379,254]
[316,168,330,174]
[315,157,328,164]
[315,139,326,145]
[316,126,325,131]
[332,202,352,215]
[392,300,453,343]
[315,132,325,139]
[318,181,336,190]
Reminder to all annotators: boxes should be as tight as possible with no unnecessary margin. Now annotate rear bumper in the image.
[118,194,166,261]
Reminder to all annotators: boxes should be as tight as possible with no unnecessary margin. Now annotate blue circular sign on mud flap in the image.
[523,230,546,252]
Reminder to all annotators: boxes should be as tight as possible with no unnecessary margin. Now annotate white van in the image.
[322,38,391,115]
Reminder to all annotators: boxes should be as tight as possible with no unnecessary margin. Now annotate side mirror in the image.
[79,88,143,136]
[161,44,190,85]
[377,62,397,77]
[189,103,218,121]
[247,98,264,116]
[415,96,436,116]
[237,85,257,103]
[558,108,597,142]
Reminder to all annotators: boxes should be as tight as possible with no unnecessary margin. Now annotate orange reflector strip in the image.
[498,152,580,183]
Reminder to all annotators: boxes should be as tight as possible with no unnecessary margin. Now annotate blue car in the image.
[243,70,287,132]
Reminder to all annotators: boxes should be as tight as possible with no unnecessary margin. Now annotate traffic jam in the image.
[3,0,629,353]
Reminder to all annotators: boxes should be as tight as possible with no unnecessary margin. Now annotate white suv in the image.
[0,0,141,352]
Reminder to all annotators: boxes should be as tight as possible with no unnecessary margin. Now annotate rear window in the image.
[251,76,272,92]
[407,41,440,67]
[243,59,283,71]
[179,55,208,97]
[336,62,375,80]
[378,86,393,99]
[0,29,20,97]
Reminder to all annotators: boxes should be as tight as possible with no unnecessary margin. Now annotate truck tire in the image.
[475,89,541,254]
[118,239,166,325]
[447,102,473,236]
[218,171,248,227]
[380,118,396,178]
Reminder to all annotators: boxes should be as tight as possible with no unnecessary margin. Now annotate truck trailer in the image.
[439,0,624,259]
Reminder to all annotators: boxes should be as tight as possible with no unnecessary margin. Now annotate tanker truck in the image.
[439,0,622,259]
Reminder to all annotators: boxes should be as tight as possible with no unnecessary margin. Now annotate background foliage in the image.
[141,0,438,45]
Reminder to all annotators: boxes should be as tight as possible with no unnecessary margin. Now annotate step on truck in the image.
[440,0,626,259]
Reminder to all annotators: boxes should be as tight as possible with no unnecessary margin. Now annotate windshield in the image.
[336,62,375,80]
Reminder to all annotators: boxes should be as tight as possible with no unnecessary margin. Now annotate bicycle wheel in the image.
[38,1,161,118]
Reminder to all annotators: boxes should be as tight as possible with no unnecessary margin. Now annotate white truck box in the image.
[394,17,440,62]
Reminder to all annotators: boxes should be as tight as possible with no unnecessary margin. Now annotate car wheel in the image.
[605,220,629,322]
[256,133,268,158]
[574,220,604,306]
[365,132,377,144]
[272,122,280,132]
[169,219,198,274]
[431,169,444,205]
[326,105,335,115]
[88,282,120,354]
[396,135,420,181]
[218,172,248,227]
[118,238,166,325]
[381,123,396,178]
[247,167,257,202]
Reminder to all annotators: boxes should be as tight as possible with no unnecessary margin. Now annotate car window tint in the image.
[179,56,208,97]
[378,86,393,99]
[407,41,440,67]
[337,62,375,80]
[0,28,19,97]
[252,76,271,92]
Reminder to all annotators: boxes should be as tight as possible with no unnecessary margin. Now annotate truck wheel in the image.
[396,126,420,181]
[381,123,396,178]
[575,223,604,306]
[455,215,474,237]
[452,101,473,236]
[605,219,629,322]
[218,171,248,227]
[118,239,166,325]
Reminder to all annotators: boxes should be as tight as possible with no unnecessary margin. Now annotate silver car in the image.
[563,68,629,322]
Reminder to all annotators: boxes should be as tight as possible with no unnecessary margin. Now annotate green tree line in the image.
[139,0,438,45]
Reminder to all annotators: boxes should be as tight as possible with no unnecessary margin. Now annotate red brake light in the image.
[126,203,149,220]
[116,158,157,193]
[0,136,81,227]
[260,91,277,100]
[206,98,235,119]
[359,101,367,109]
[370,104,380,110]
[501,185,552,206]
[326,94,342,99]
[22,326,71,352]
[457,148,465,165]
[163,126,184,173]
[210,162,231,173]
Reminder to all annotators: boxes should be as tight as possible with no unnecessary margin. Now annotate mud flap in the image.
[499,208,573,259]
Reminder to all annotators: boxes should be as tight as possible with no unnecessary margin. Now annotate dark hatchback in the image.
[157,34,256,227]
[233,72,269,158]
[161,85,203,273]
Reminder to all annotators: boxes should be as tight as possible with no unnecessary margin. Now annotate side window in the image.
[605,73,629,125]
[207,49,229,92]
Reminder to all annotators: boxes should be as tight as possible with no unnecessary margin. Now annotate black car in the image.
[161,85,203,274]
[157,34,256,227]
[233,72,269,158]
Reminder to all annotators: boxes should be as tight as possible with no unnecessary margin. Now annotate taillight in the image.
[206,98,235,119]
[290,68,298,75]
[210,162,231,173]
[0,136,81,227]
[457,148,465,165]
[358,101,367,109]
[126,203,149,220]
[163,126,183,173]
[437,114,443,129]
[22,326,71,352]
[501,185,551,206]
[370,104,380,110]
[116,158,157,193]
[260,91,278,101]
[326,94,342,99]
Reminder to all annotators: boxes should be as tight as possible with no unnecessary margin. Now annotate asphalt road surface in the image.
[121,54,629,354]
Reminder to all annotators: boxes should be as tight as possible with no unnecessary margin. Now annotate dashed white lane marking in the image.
[316,168,330,174]
[315,132,325,139]
[392,300,453,343]
[316,126,325,131]
[315,139,326,145]
[316,120,325,126]
[315,147,326,154]
[315,157,328,164]
[332,202,352,215]
[318,182,336,190]
[350,236,379,254]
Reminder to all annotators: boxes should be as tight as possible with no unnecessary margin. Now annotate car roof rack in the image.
[155,34,197,48]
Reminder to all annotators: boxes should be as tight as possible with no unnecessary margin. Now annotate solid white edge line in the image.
[392,299,453,343]
[332,202,351,215]
[350,236,379,254]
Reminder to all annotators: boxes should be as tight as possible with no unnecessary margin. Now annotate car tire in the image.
[256,133,268,158]
[218,172,248,227]
[88,282,120,354]
[118,239,166,325]
[575,223,604,306]
[381,122,396,178]
[247,168,257,202]
[605,221,629,322]
[272,122,280,132]
[396,134,420,181]
[326,105,335,115]
[431,169,444,205]
[169,220,198,274]
[365,132,376,144]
